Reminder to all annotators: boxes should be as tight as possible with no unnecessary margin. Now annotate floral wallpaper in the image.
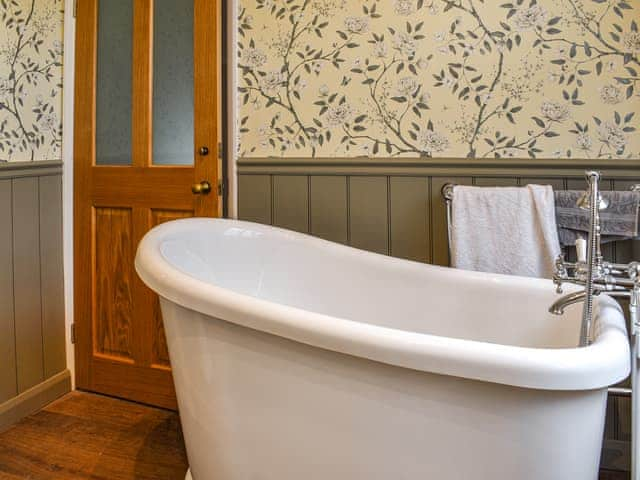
[0,0,64,163]
[237,0,640,159]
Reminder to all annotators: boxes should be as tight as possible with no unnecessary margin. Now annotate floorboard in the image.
[0,392,188,480]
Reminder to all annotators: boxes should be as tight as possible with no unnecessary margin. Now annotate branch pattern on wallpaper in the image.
[0,0,63,162]
[238,0,640,159]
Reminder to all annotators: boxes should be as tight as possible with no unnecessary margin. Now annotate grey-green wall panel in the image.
[12,177,44,394]
[310,176,348,244]
[39,175,66,378]
[0,164,66,429]
[349,177,388,255]
[238,175,272,224]
[389,177,430,263]
[0,180,17,403]
[272,176,309,233]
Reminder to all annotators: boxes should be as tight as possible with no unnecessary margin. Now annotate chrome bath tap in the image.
[548,290,588,316]
[550,171,639,346]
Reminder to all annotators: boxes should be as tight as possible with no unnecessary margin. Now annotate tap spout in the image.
[549,291,587,315]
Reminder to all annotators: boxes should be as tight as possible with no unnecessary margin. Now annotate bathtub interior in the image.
[159,220,589,349]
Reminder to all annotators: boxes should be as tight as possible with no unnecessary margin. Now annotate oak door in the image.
[74,0,221,408]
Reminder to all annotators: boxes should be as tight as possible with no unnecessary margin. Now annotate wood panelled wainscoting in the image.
[238,157,640,473]
[0,161,70,432]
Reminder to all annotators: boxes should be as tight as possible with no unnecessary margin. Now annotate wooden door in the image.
[74,0,221,409]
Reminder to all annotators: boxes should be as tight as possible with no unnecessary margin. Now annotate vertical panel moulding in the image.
[387,176,392,256]
[270,174,274,226]
[309,176,348,244]
[0,179,17,402]
[39,175,66,378]
[272,175,309,233]
[12,177,44,394]
[237,175,273,224]
[307,175,312,236]
[346,175,351,245]
[389,176,430,263]
[348,176,389,255]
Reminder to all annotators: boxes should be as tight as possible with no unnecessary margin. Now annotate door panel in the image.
[94,207,134,361]
[75,0,220,409]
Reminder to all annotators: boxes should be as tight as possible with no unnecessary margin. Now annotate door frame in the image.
[72,0,222,407]
[62,0,77,387]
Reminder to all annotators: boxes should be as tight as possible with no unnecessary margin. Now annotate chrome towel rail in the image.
[441,182,638,404]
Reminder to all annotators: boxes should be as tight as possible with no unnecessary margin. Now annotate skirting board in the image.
[602,439,631,472]
[0,369,71,433]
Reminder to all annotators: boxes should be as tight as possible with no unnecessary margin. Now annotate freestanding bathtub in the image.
[135,218,630,480]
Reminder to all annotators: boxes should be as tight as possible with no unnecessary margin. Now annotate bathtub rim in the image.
[135,217,630,392]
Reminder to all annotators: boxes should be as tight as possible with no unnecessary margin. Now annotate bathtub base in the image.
[184,469,192,480]
[163,300,608,480]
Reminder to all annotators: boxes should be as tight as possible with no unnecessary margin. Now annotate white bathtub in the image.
[135,218,630,480]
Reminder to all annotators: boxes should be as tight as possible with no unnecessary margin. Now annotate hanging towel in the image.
[451,185,561,279]
[554,190,640,246]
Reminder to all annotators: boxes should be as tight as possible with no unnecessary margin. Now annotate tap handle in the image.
[575,238,587,263]
[630,262,640,284]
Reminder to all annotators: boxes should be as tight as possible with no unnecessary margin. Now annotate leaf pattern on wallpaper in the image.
[237,0,640,159]
[0,0,64,162]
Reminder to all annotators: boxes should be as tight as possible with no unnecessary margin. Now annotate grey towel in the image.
[554,190,640,246]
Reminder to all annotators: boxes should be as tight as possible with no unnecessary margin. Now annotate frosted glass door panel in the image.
[152,0,195,166]
[96,0,133,166]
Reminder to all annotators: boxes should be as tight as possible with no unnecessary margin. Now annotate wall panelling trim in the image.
[237,157,640,472]
[0,161,68,428]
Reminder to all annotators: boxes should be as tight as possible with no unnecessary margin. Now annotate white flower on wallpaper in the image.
[0,0,64,162]
[238,0,640,159]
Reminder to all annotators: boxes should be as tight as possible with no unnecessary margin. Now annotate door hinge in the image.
[218,142,223,160]
[73,0,78,18]
[217,178,226,197]
[70,323,76,344]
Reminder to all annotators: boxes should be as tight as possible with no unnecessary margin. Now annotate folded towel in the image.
[554,190,640,246]
[451,185,561,278]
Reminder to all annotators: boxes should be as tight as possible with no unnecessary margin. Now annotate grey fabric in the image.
[554,190,640,246]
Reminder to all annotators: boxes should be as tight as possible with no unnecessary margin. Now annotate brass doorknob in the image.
[191,180,212,195]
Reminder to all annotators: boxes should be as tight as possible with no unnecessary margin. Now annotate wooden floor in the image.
[0,391,631,479]
[0,392,188,479]
[600,471,630,480]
